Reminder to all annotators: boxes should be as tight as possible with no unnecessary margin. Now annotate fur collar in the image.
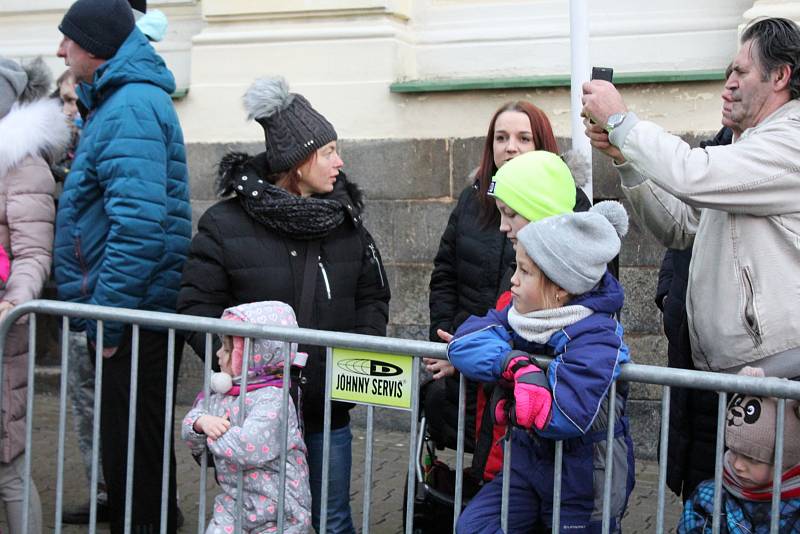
[0,98,71,177]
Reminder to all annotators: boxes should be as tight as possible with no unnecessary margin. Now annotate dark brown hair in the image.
[475,101,560,226]
[741,17,800,99]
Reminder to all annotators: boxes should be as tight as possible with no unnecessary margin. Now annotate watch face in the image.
[606,112,626,131]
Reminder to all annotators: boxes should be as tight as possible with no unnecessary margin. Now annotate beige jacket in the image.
[0,99,65,462]
[610,100,800,375]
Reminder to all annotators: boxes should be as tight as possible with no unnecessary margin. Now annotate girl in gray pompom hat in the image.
[447,201,635,533]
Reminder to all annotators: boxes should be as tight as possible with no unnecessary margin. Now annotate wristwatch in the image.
[604,112,627,133]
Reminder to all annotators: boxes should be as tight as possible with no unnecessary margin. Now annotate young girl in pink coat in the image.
[182,301,312,533]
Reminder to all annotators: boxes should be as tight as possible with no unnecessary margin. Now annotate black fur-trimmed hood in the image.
[216,150,365,215]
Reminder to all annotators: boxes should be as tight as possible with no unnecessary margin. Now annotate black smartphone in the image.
[591,66,614,83]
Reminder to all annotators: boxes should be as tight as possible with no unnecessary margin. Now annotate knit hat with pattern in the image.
[243,76,337,174]
[59,0,135,59]
[516,201,629,295]
[726,390,800,466]
[0,58,27,119]
[488,151,577,223]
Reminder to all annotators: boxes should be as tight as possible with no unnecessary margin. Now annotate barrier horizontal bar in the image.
[1,300,444,359]
[3,300,800,402]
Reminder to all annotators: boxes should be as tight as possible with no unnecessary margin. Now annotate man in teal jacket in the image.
[54,0,191,531]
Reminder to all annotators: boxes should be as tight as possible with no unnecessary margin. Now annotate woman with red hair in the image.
[424,101,590,490]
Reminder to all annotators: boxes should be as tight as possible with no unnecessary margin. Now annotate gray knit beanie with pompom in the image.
[0,56,52,120]
[243,76,337,173]
[516,200,629,295]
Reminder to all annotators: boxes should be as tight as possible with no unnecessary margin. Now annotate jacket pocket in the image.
[740,266,762,346]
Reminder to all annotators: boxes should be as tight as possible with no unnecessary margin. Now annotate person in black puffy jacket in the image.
[424,101,590,483]
[177,76,390,534]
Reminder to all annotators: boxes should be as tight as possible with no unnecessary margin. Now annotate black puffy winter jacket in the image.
[177,153,390,432]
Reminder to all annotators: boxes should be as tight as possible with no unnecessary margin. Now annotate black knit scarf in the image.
[237,181,345,240]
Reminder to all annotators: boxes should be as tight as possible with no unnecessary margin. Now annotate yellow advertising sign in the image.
[330,348,413,410]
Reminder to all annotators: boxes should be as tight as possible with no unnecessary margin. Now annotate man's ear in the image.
[773,64,792,92]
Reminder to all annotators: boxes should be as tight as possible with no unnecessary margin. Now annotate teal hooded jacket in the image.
[54,28,191,346]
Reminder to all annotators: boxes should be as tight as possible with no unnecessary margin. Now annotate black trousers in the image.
[92,327,183,534]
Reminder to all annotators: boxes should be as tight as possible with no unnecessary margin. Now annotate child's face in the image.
[510,246,565,314]
[216,336,234,376]
[496,199,529,247]
[730,449,774,487]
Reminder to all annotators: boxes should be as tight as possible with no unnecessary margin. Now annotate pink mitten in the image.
[0,246,9,285]
[501,353,552,430]
[494,398,509,426]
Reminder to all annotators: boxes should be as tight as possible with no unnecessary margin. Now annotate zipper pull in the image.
[318,258,332,300]
[367,243,385,288]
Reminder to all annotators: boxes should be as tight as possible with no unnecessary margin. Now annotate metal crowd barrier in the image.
[1,299,800,534]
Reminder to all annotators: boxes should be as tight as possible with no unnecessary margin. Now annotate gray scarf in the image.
[507,304,593,344]
[238,181,345,240]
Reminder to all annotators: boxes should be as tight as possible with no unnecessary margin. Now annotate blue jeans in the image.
[306,425,355,534]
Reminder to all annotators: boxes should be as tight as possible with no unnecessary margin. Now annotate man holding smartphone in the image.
[581,17,800,379]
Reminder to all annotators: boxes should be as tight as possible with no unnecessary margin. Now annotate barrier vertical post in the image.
[769,399,786,533]
[124,325,141,534]
[198,332,213,532]
[321,346,333,534]
[54,318,71,534]
[405,356,421,534]
[453,372,467,531]
[552,441,563,532]
[711,392,727,534]
[501,429,512,531]
[235,337,252,532]
[89,321,105,534]
[159,329,176,534]
[601,382,618,533]
[22,314,37,534]
[277,341,292,533]
[656,386,671,534]
[362,405,375,532]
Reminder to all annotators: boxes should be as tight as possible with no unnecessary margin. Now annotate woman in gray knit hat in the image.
[177,76,390,534]
[0,56,69,534]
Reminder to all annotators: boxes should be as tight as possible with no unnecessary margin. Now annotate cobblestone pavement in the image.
[2,394,681,533]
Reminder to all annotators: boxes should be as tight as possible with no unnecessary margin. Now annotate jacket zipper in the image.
[318,257,332,300]
[741,266,762,347]
[74,235,90,297]
[367,243,385,288]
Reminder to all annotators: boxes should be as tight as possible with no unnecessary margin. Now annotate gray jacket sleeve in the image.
[616,162,699,249]
[610,112,800,216]
[181,404,210,458]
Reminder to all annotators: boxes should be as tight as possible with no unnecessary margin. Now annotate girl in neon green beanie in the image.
[490,150,584,246]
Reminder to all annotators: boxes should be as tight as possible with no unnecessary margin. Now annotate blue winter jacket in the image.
[679,480,800,533]
[447,272,630,440]
[54,28,191,346]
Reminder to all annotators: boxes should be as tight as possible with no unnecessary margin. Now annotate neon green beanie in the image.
[488,151,576,222]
